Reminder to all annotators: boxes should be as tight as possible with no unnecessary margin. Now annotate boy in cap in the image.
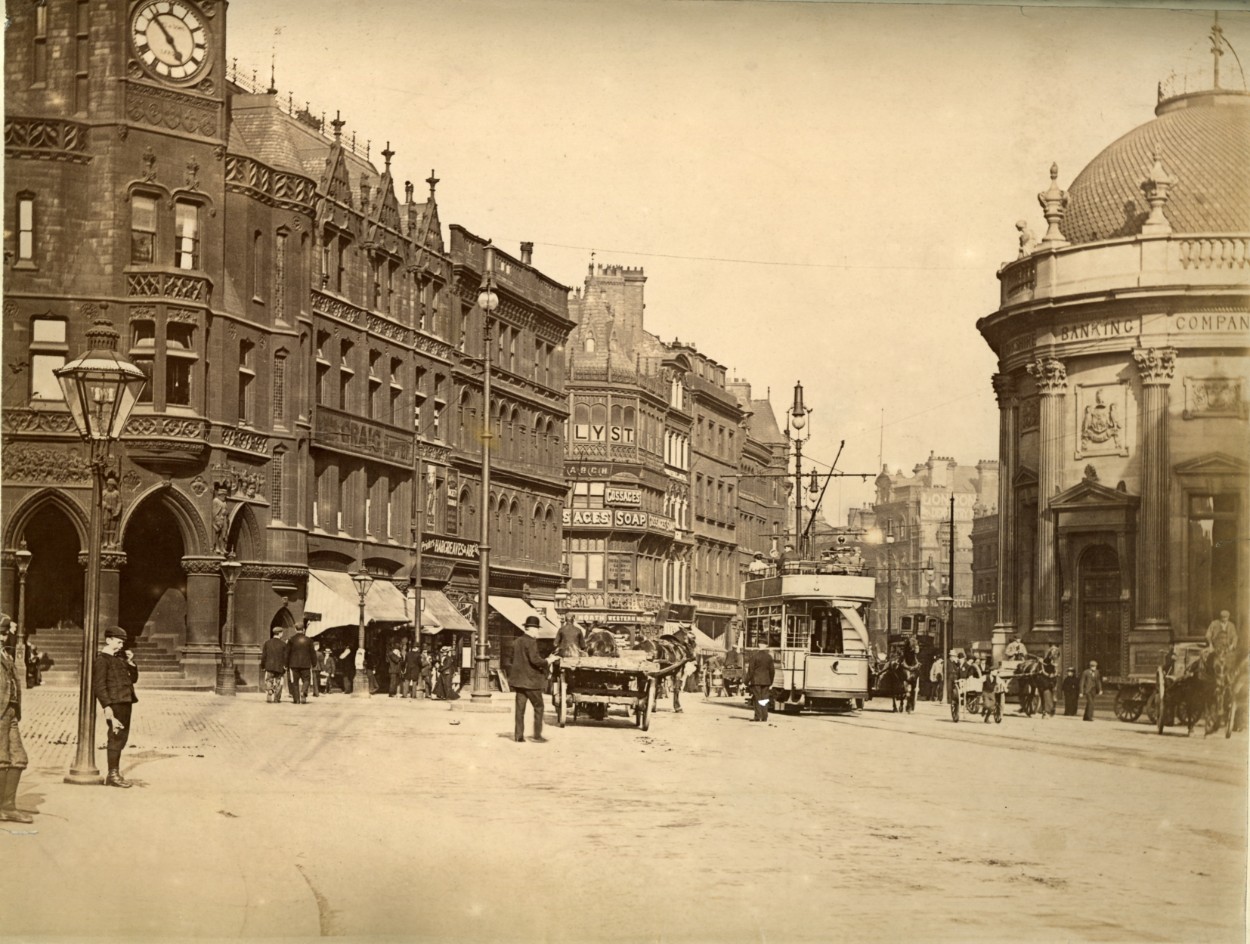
[507,615,558,742]
[0,615,32,821]
[94,627,139,788]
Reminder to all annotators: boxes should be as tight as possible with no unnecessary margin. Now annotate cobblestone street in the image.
[3,686,1245,942]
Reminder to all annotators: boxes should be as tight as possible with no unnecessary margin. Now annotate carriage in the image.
[553,651,688,731]
[1112,642,1213,734]
[950,673,1004,723]
[996,657,1052,715]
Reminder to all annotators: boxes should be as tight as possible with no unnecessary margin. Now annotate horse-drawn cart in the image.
[1111,642,1209,734]
[950,674,1003,723]
[554,654,687,731]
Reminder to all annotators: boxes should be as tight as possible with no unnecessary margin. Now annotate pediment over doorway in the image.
[1173,452,1248,477]
[1012,465,1038,489]
[1051,477,1139,512]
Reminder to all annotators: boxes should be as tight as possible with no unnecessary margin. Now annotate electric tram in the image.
[740,558,875,713]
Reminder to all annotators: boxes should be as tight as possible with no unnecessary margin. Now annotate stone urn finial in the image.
[1037,162,1069,247]
[1140,148,1175,235]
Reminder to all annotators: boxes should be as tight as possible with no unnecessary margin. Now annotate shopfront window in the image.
[569,537,605,590]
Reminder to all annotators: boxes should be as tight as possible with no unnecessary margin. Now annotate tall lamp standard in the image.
[14,543,32,688]
[351,566,374,699]
[787,382,810,557]
[472,244,500,702]
[937,593,954,704]
[884,520,895,638]
[54,317,147,784]
[215,554,242,695]
[940,490,956,696]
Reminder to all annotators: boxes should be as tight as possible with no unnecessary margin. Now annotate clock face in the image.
[131,1,209,81]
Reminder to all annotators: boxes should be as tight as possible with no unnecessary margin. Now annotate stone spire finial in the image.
[1140,149,1175,235]
[404,180,414,203]
[381,142,394,172]
[1211,12,1225,89]
[1037,163,1069,247]
[330,110,345,142]
[425,169,439,197]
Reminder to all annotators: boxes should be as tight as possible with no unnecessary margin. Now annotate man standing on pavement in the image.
[929,656,944,702]
[508,616,557,742]
[94,627,139,788]
[746,642,775,723]
[1205,610,1237,654]
[1061,667,1080,716]
[1080,660,1102,721]
[261,627,287,703]
[286,623,316,704]
[0,616,32,822]
[402,643,423,698]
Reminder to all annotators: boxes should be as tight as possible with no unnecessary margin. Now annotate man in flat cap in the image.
[508,615,557,743]
[94,627,139,788]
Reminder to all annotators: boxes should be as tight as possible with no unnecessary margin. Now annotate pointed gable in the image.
[320,143,354,210]
[368,170,402,239]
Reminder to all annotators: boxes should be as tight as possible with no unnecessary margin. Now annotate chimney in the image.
[520,242,533,265]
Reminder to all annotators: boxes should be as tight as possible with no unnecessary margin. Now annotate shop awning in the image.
[489,596,558,639]
[420,590,474,634]
[304,570,413,637]
[691,626,723,653]
[530,601,564,635]
[305,570,364,637]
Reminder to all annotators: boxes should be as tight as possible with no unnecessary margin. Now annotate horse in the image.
[633,632,695,712]
[1223,650,1248,737]
[1008,657,1045,715]
[584,628,618,658]
[877,657,918,713]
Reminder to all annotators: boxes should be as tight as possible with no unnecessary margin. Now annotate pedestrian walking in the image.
[261,627,287,703]
[94,627,139,788]
[386,642,404,697]
[929,657,944,702]
[420,646,435,698]
[1080,660,1102,721]
[286,623,316,704]
[309,640,323,697]
[337,647,356,695]
[437,647,459,700]
[402,644,422,698]
[508,616,556,742]
[0,616,32,822]
[746,643,775,722]
[981,665,999,723]
[1061,667,1080,715]
[1039,649,1058,717]
[318,644,337,694]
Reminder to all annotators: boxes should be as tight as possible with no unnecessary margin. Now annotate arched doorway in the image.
[1078,545,1122,676]
[121,498,187,640]
[22,503,85,631]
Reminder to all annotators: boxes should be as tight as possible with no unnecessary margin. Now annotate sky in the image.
[227,0,1250,524]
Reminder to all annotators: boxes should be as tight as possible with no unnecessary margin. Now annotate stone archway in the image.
[120,494,188,642]
[17,501,85,632]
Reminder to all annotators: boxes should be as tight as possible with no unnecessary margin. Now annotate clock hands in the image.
[152,15,185,63]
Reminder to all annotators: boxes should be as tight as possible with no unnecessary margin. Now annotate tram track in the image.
[810,706,1247,786]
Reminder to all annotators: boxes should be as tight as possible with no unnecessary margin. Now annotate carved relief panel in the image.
[1183,376,1246,420]
[1074,383,1129,460]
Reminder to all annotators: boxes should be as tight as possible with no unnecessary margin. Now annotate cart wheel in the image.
[1144,692,1160,727]
[1114,689,1144,723]
[556,672,567,728]
[641,678,655,732]
[950,697,960,723]
[994,697,1003,723]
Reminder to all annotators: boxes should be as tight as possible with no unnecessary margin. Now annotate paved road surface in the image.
[3,688,1245,943]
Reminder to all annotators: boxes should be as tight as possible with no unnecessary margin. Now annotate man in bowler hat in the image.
[746,642,775,722]
[507,615,557,742]
[94,627,139,787]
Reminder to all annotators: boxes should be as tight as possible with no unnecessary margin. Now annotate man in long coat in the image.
[0,616,32,821]
[508,616,555,742]
[746,643,775,722]
[261,627,288,703]
[1080,660,1102,721]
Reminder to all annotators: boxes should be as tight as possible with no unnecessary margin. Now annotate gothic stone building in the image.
[2,0,572,686]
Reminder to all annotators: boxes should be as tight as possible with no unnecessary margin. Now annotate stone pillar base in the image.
[1127,622,1172,679]
[1028,622,1063,650]
[180,644,221,688]
[991,622,1016,666]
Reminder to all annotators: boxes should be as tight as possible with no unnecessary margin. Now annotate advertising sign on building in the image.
[421,536,479,560]
[573,424,635,444]
[605,486,642,507]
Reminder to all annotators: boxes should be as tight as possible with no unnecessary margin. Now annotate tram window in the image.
[812,608,845,654]
[900,616,912,633]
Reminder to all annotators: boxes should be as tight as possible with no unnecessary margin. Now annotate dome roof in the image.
[1062,90,1250,245]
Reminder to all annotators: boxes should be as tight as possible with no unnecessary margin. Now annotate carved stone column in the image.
[991,372,1017,664]
[182,555,222,687]
[1132,347,1176,634]
[1027,356,1067,636]
[98,550,127,636]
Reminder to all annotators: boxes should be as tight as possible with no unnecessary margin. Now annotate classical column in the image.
[1132,346,1176,633]
[991,371,1017,663]
[182,556,222,687]
[1027,356,1067,635]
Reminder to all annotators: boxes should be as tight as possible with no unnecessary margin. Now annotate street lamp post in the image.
[937,593,953,703]
[788,382,809,558]
[885,520,895,638]
[14,543,32,688]
[351,566,374,698]
[54,316,147,785]
[215,554,242,696]
[473,244,500,702]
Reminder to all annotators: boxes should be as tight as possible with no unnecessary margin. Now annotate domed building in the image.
[976,39,1249,675]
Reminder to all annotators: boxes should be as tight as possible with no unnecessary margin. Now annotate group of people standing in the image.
[258,624,463,702]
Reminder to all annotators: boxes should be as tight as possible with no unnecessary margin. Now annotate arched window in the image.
[583,334,595,353]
